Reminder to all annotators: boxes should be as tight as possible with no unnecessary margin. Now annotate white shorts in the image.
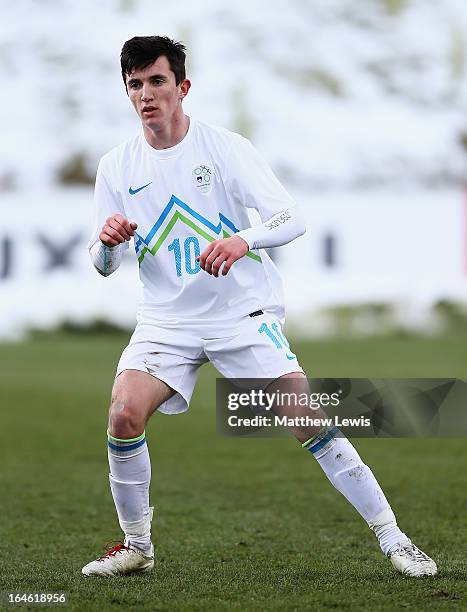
[116,311,304,414]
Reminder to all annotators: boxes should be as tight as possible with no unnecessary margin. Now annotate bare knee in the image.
[108,396,144,439]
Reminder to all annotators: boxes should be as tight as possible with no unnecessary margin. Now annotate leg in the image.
[208,314,436,577]
[107,370,175,552]
[82,370,175,577]
[268,373,437,576]
[108,368,175,437]
[272,373,399,528]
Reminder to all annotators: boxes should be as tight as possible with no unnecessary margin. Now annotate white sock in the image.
[107,430,153,555]
[368,509,410,556]
[304,428,409,555]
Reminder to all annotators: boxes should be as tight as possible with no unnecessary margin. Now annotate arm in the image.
[89,214,138,277]
[88,158,137,277]
[198,134,306,276]
[236,205,306,250]
[89,241,124,278]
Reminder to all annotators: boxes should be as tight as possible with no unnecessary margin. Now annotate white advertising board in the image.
[0,189,466,339]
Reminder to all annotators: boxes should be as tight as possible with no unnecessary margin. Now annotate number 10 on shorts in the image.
[258,322,296,360]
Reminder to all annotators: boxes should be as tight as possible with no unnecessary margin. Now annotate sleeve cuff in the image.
[235,228,256,251]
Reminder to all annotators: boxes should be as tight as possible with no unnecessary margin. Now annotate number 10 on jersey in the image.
[168,236,201,276]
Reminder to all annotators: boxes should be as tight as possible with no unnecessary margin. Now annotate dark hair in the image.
[120,36,186,86]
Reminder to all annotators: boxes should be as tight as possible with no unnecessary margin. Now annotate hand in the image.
[197,235,249,277]
[99,214,138,247]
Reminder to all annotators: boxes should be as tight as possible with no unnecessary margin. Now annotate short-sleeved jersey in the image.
[89,119,296,329]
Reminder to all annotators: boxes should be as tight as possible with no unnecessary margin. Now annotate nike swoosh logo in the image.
[129,182,152,195]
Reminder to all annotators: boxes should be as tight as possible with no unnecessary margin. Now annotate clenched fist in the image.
[197,235,249,277]
[100,214,138,247]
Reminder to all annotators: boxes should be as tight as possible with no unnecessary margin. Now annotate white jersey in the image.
[88,119,297,329]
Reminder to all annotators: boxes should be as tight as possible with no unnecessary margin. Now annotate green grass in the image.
[0,334,466,611]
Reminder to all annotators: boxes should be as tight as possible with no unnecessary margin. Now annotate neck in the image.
[143,112,190,150]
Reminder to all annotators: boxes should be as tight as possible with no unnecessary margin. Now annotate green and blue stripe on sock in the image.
[302,426,340,454]
[107,430,146,455]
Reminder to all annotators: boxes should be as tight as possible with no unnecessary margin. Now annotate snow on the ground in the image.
[2,0,467,193]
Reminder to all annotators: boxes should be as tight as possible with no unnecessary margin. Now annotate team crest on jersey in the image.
[192,164,212,194]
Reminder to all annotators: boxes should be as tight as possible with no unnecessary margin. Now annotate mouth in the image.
[142,106,158,115]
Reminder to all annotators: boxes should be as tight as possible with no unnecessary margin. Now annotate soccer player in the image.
[82,36,437,578]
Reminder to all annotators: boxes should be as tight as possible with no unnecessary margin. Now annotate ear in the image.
[179,79,191,99]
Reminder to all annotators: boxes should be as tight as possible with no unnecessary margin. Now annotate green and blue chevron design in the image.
[134,194,262,265]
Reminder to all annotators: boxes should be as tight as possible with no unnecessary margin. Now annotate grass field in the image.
[0,333,466,611]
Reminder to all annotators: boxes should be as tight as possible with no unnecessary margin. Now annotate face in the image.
[125,55,190,131]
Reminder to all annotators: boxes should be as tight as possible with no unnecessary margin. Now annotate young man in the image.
[83,36,437,578]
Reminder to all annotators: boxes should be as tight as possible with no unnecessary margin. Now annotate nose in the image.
[141,83,154,103]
